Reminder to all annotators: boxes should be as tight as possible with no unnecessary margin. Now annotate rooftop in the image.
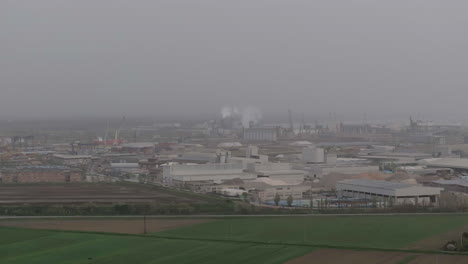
[337,179,415,191]
[420,158,468,169]
[432,179,468,188]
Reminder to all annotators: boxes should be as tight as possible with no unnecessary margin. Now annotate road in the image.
[2,212,468,219]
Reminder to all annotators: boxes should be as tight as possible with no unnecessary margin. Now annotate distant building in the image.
[243,128,277,142]
[119,143,156,154]
[246,178,310,203]
[162,163,256,189]
[302,146,325,163]
[0,165,82,183]
[336,179,443,206]
[420,158,468,173]
[246,163,305,184]
[53,154,93,166]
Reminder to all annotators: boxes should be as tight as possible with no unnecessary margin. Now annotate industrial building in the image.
[246,177,310,203]
[429,179,468,194]
[162,163,256,189]
[302,146,325,163]
[420,158,468,173]
[243,128,278,142]
[246,163,305,184]
[336,179,443,206]
[53,154,93,166]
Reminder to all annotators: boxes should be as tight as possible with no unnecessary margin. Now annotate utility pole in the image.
[143,214,147,235]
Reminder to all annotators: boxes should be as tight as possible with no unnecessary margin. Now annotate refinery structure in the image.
[2,107,468,210]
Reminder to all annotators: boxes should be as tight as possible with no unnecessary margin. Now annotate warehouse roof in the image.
[420,158,468,170]
[336,179,443,197]
[337,179,414,191]
[432,179,468,188]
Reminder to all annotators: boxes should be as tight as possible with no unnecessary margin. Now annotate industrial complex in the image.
[2,111,468,211]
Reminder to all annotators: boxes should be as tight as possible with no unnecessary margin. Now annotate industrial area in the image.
[2,109,468,211]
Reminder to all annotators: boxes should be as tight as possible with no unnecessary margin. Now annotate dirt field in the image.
[409,254,468,263]
[0,218,214,234]
[286,249,413,264]
[407,223,468,251]
[0,183,210,204]
[286,249,468,264]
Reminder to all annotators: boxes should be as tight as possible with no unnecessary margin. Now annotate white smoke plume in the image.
[242,107,262,127]
[221,106,240,119]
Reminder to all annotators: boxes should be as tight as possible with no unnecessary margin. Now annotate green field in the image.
[3,215,468,263]
[157,215,468,249]
[0,227,312,264]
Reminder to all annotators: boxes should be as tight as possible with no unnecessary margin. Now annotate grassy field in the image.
[0,227,312,264]
[157,215,468,249]
[3,215,468,263]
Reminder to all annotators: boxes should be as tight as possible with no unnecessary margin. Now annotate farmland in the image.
[0,218,214,234]
[0,227,311,264]
[157,215,468,250]
[2,215,468,263]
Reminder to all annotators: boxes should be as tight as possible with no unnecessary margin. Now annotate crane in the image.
[113,116,126,145]
[288,109,294,134]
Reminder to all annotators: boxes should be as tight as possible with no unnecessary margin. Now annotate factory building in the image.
[428,179,468,194]
[53,154,93,166]
[302,146,325,163]
[246,178,310,203]
[0,165,82,183]
[336,179,443,206]
[162,163,256,189]
[246,163,305,184]
[243,128,277,142]
[420,158,468,173]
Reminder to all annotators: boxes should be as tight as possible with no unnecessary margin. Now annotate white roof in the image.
[217,142,242,147]
[121,142,155,148]
[251,177,289,186]
[336,179,443,197]
[433,179,468,188]
[338,179,414,190]
[289,141,314,147]
[420,158,468,169]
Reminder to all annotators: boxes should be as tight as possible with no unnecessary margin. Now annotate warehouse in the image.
[420,158,468,173]
[336,179,443,206]
[162,163,256,189]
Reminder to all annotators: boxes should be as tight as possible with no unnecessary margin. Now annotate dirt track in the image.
[286,249,413,264]
[407,223,468,251]
[0,183,205,204]
[0,218,213,234]
[286,249,468,264]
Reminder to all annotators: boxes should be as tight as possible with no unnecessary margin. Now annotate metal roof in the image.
[420,158,468,169]
[432,179,468,188]
[337,179,415,191]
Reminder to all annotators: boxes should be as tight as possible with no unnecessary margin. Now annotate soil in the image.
[286,249,468,264]
[0,218,213,234]
[0,183,205,204]
[285,249,413,264]
[407,223,468,251]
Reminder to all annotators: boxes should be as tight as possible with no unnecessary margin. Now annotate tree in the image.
[274,193,281,206]
[241,192,248,202]
[287,195,293,207]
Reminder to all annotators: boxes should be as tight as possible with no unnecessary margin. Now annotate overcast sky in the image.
[2,0,468,121]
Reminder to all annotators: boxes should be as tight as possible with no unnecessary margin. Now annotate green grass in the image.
[4,215,468,263]
[156,215,468,249]
[0,228,312,264]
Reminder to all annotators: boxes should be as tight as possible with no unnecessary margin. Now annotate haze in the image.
[2,0,468,120]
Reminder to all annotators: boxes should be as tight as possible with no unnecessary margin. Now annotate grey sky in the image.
[2,0,468,120]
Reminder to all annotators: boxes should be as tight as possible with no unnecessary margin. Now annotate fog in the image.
[2,0,468,121]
